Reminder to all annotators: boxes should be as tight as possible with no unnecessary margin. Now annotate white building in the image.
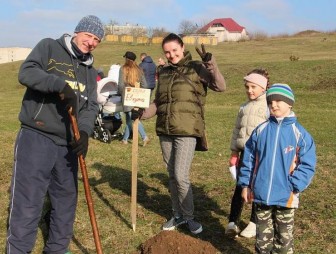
[198,18,249,42]
[0,47,32,64]
[107,23,147,36]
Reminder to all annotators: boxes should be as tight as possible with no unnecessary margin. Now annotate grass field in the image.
[1,32,336,253]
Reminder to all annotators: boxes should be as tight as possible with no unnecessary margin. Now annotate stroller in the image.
[93,77,123,143]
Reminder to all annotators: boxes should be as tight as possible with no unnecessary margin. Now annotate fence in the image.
[105,35,218,45]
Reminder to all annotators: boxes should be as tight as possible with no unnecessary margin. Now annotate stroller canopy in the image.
[97,77,123,113]
[108,64,121,80]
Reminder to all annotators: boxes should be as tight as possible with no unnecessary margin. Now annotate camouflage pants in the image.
[255,204,295,254]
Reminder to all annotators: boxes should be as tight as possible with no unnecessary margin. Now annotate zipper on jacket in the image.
[165,75,174,134]
[70,57,85,111]
[266,120,282,203]
[33,98,45,120]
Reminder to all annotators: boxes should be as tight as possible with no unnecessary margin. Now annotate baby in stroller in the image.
[93,65,123,143]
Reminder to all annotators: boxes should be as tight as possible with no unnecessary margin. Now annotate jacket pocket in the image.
[32,98,45,120]
[287,175,294,192]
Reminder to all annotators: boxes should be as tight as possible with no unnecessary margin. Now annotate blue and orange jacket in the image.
[237,113,316,208]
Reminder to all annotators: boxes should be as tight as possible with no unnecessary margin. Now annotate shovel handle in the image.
[68,107,103,254]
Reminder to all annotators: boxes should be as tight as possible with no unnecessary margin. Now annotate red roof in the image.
[198,18,245,33]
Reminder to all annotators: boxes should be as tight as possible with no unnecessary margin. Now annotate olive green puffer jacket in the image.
[155,52,208,137]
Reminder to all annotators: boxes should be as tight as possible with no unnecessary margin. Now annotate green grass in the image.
[1,32,336,253]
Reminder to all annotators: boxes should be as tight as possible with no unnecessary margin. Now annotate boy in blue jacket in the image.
[238,84,316,254]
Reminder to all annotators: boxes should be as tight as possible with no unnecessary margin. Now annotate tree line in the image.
[105,19,210,37]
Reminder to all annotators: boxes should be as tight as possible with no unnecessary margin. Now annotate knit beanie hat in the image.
[266,83,295,106]
[74,15,105,41]
[244,73,268,89]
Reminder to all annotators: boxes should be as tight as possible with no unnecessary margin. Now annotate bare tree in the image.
[129,25,147,37]
[146,27,154,38]
[106,20,120,35]
[195,19,211,32]
[178,20,198,35]
[149,27,169,37]
[108,19,119,26]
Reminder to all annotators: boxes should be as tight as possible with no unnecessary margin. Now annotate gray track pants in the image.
[159,135,196,220]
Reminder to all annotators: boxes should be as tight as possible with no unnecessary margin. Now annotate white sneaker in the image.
[240,221,256,238]
[225,222,240,238]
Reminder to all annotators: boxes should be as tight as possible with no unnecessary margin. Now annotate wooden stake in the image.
[131,118,139,231]
[131,82,140,232]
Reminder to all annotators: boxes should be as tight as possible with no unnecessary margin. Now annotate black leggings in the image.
[228,185,256,224]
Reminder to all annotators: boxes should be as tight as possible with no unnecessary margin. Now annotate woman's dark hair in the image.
[162,33,184,48]
[247,68,270,88]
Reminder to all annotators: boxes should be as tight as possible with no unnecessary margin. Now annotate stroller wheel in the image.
[101,129,112,143]
[112,132,123,141]
[93,127,99,140]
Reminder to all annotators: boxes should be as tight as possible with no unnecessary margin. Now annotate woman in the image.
[140,33,226,234]
[118,51,150,146]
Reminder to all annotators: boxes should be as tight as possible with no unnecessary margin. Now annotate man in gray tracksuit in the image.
[6,15,103,254]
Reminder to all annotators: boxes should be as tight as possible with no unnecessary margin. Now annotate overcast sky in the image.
[0,0,334,48]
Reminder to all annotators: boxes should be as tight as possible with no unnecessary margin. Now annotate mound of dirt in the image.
[136,230,219,254]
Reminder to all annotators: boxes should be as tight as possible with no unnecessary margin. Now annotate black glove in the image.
[60,83,77,115]
[131,108,144,120]
[195,44,212,62]
[71,131,89,158]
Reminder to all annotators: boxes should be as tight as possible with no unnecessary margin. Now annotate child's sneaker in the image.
[162,216,186,230]
[187,219,203,234]
[240,221,256,238]
[225,222,240,238]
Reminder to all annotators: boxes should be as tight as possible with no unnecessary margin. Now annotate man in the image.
[139,52,157,97]
[6,15,104,254]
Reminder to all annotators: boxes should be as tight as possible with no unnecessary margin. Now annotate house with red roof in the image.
[198,18,248,42]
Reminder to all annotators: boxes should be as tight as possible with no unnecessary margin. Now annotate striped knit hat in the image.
[266,83,295,106]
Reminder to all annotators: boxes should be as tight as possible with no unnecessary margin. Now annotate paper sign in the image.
[124,87,151,108]
[229,165,237,180]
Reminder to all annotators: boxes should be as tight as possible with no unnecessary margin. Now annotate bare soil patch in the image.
[136,231,220,254]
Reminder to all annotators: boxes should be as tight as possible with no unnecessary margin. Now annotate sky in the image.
[0,0,335,48]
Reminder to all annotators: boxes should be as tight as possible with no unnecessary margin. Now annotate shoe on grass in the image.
[187,219,203,234]
[240,221,256,238]
[162,216,186,230]
[143,137,150,146]
[225,222,240,238]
